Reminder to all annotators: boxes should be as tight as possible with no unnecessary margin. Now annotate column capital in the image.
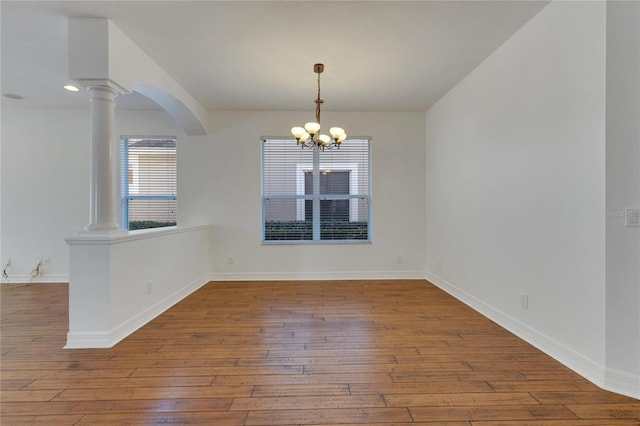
[87,85,119,103]
[77,79,129,96]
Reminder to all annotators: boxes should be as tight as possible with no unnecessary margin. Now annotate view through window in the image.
[262,137,371,242]
[120,137,177,230]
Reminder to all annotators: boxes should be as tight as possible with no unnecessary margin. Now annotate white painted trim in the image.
[296,162,360,222]
[424,271,611,393]
[605,367,640,400]
[75,78,128,95]
[1,274,69,284]
[209,270,425,282]
[64,331,112,349]
[65,224,210,245]
[65,273,209,349]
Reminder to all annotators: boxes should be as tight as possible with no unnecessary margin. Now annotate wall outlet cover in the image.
[625,208,640,227]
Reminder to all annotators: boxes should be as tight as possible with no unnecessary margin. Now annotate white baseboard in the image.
[2,274,69,284]
[424,271,612,394]
[606,366,640,400]
[64,331,111,349]
[208,270,425,282]
[65,274,209,349]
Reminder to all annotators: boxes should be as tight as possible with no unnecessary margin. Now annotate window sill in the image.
[262,239,372,246]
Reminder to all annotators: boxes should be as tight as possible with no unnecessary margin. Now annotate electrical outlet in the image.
[147,281,153,295]
[227,257,234,265]
[626,208,640,227]
[396,256,404,264]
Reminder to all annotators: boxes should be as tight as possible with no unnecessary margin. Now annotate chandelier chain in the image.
[315,69,322,124]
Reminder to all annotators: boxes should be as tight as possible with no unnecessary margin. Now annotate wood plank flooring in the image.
[1,280,639,425]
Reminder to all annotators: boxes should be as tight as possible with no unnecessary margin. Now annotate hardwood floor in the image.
[1,280,638,425]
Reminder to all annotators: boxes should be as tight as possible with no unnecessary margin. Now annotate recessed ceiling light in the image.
[64,85,80,92]
[3,93,25,100]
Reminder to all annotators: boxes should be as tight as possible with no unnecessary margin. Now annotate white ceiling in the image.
[1,1,549,112]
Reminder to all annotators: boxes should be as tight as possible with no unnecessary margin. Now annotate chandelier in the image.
[291,63,347,150]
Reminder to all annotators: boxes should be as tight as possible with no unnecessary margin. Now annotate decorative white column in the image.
[84,85,121,232]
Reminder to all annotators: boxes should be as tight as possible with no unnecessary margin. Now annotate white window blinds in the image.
[262,138,371,242]
[120,137,177,230]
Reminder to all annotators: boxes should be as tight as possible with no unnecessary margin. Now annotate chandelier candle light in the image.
[291,63,347,150]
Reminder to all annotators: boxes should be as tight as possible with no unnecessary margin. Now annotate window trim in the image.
[120,135,177,231]
[261,136,372,244]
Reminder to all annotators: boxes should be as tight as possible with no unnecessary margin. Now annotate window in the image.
[262,137,371,242]
[120,137,177,230]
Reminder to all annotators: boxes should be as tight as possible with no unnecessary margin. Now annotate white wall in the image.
[1,0,636,395]
[1,107,426,281]
[66,225,210,348]
[0,107,183,282]
[425,0,608,386]
[1,108,89,282]
[605,0,640,397]
[182,110,426,280]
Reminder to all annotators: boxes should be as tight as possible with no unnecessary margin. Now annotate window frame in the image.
[261,137,372,244]
[120,136,177,231]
